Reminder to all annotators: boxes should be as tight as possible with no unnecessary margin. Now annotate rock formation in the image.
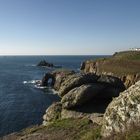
[52,69,75,90]
[43,72,126,126]
[37,60,62,69]
[101,80,140,137]
[61,84,105,109]
[43,102,62,125]
[58,73,99,97]
[41,73,55,86]
[37,60,54,67]
[41,69,75,88]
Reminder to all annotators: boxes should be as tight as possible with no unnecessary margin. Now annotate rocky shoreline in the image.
[1,51,140,140]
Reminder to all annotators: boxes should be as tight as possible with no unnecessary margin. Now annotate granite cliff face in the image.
[43,73,125,125]
[101,80,140,137]
[81,51,140,88]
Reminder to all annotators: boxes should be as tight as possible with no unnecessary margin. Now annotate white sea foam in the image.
[23,80,58,95]
[25,64,36,67]
[34,85,46,89]
[23,80,41,84]
[23,81,28,84]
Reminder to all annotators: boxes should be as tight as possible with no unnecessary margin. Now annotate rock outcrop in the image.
[42,51,140,138]
[43,102,62,125]
[61,84,105,109]
[43,73,126,126]
[58,73,99,97]
[41,73,55,86]
[52,69,75,90]
[37,60,62,68]
[41,69,75,88]
[101,80,140,137]
[80,51,140,88]
[37,60,54,67]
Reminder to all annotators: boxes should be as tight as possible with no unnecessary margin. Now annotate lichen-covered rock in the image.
[58,73,99,97]
[53,69,75,90]
[61,84,105,109]
[122,74,140,89]
[41,69,75,88]
[61,109,87,119]
[43,102,62,124]
[61,109,103,125]
[101,80,140,137]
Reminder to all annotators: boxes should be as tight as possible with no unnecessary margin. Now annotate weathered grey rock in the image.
[53,70,75,90]
[61,109,103,125]
[61,84,105,109]
[43,102,62,123]
[61,109,86,119]
[97,75,125,91]
[59,73,99,97]
[101,80,140,137]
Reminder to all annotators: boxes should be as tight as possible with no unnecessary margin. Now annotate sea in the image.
[0,55,108,136]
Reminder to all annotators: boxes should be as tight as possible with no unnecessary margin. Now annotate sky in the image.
[0,0,140,55]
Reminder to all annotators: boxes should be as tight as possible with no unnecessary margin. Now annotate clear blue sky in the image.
[0,0,140,55]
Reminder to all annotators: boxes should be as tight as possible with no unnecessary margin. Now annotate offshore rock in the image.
[37,60,54,67]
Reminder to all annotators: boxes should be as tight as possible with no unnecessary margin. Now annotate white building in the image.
[130,48,140,51]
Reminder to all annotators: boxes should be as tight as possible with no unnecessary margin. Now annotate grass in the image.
[46,118,102,140]
[1,118,140,140]
[102,123,140,140]
[2,118,102,140]
[113,51,140,60]
[94,51,140,76]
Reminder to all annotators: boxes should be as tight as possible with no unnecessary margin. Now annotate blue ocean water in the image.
[0,55,108,136]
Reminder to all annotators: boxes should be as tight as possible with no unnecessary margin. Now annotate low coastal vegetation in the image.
[81,51,140,76]
[2,118,101,140]
[2,118,140,140]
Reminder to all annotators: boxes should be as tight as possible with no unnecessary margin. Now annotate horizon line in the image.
[0,54,112,56]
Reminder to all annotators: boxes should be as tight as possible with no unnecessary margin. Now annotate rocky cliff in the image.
[81,51,140,88]
[43,73,125,126]
[1,51,140,140]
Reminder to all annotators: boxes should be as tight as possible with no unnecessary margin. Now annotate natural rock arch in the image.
[41,73,55,87]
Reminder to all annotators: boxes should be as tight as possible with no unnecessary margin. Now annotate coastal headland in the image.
[2,51,140,140]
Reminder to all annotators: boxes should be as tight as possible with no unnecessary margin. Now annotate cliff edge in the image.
[81,51,140,88]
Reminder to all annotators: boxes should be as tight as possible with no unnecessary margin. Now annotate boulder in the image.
[58,73,99,97]
[37,60,54,67]
[101,80,140,137]
[61,84,106,109]
[43,102,62,124]
[97,75,125,91]
[52,69,75,90]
